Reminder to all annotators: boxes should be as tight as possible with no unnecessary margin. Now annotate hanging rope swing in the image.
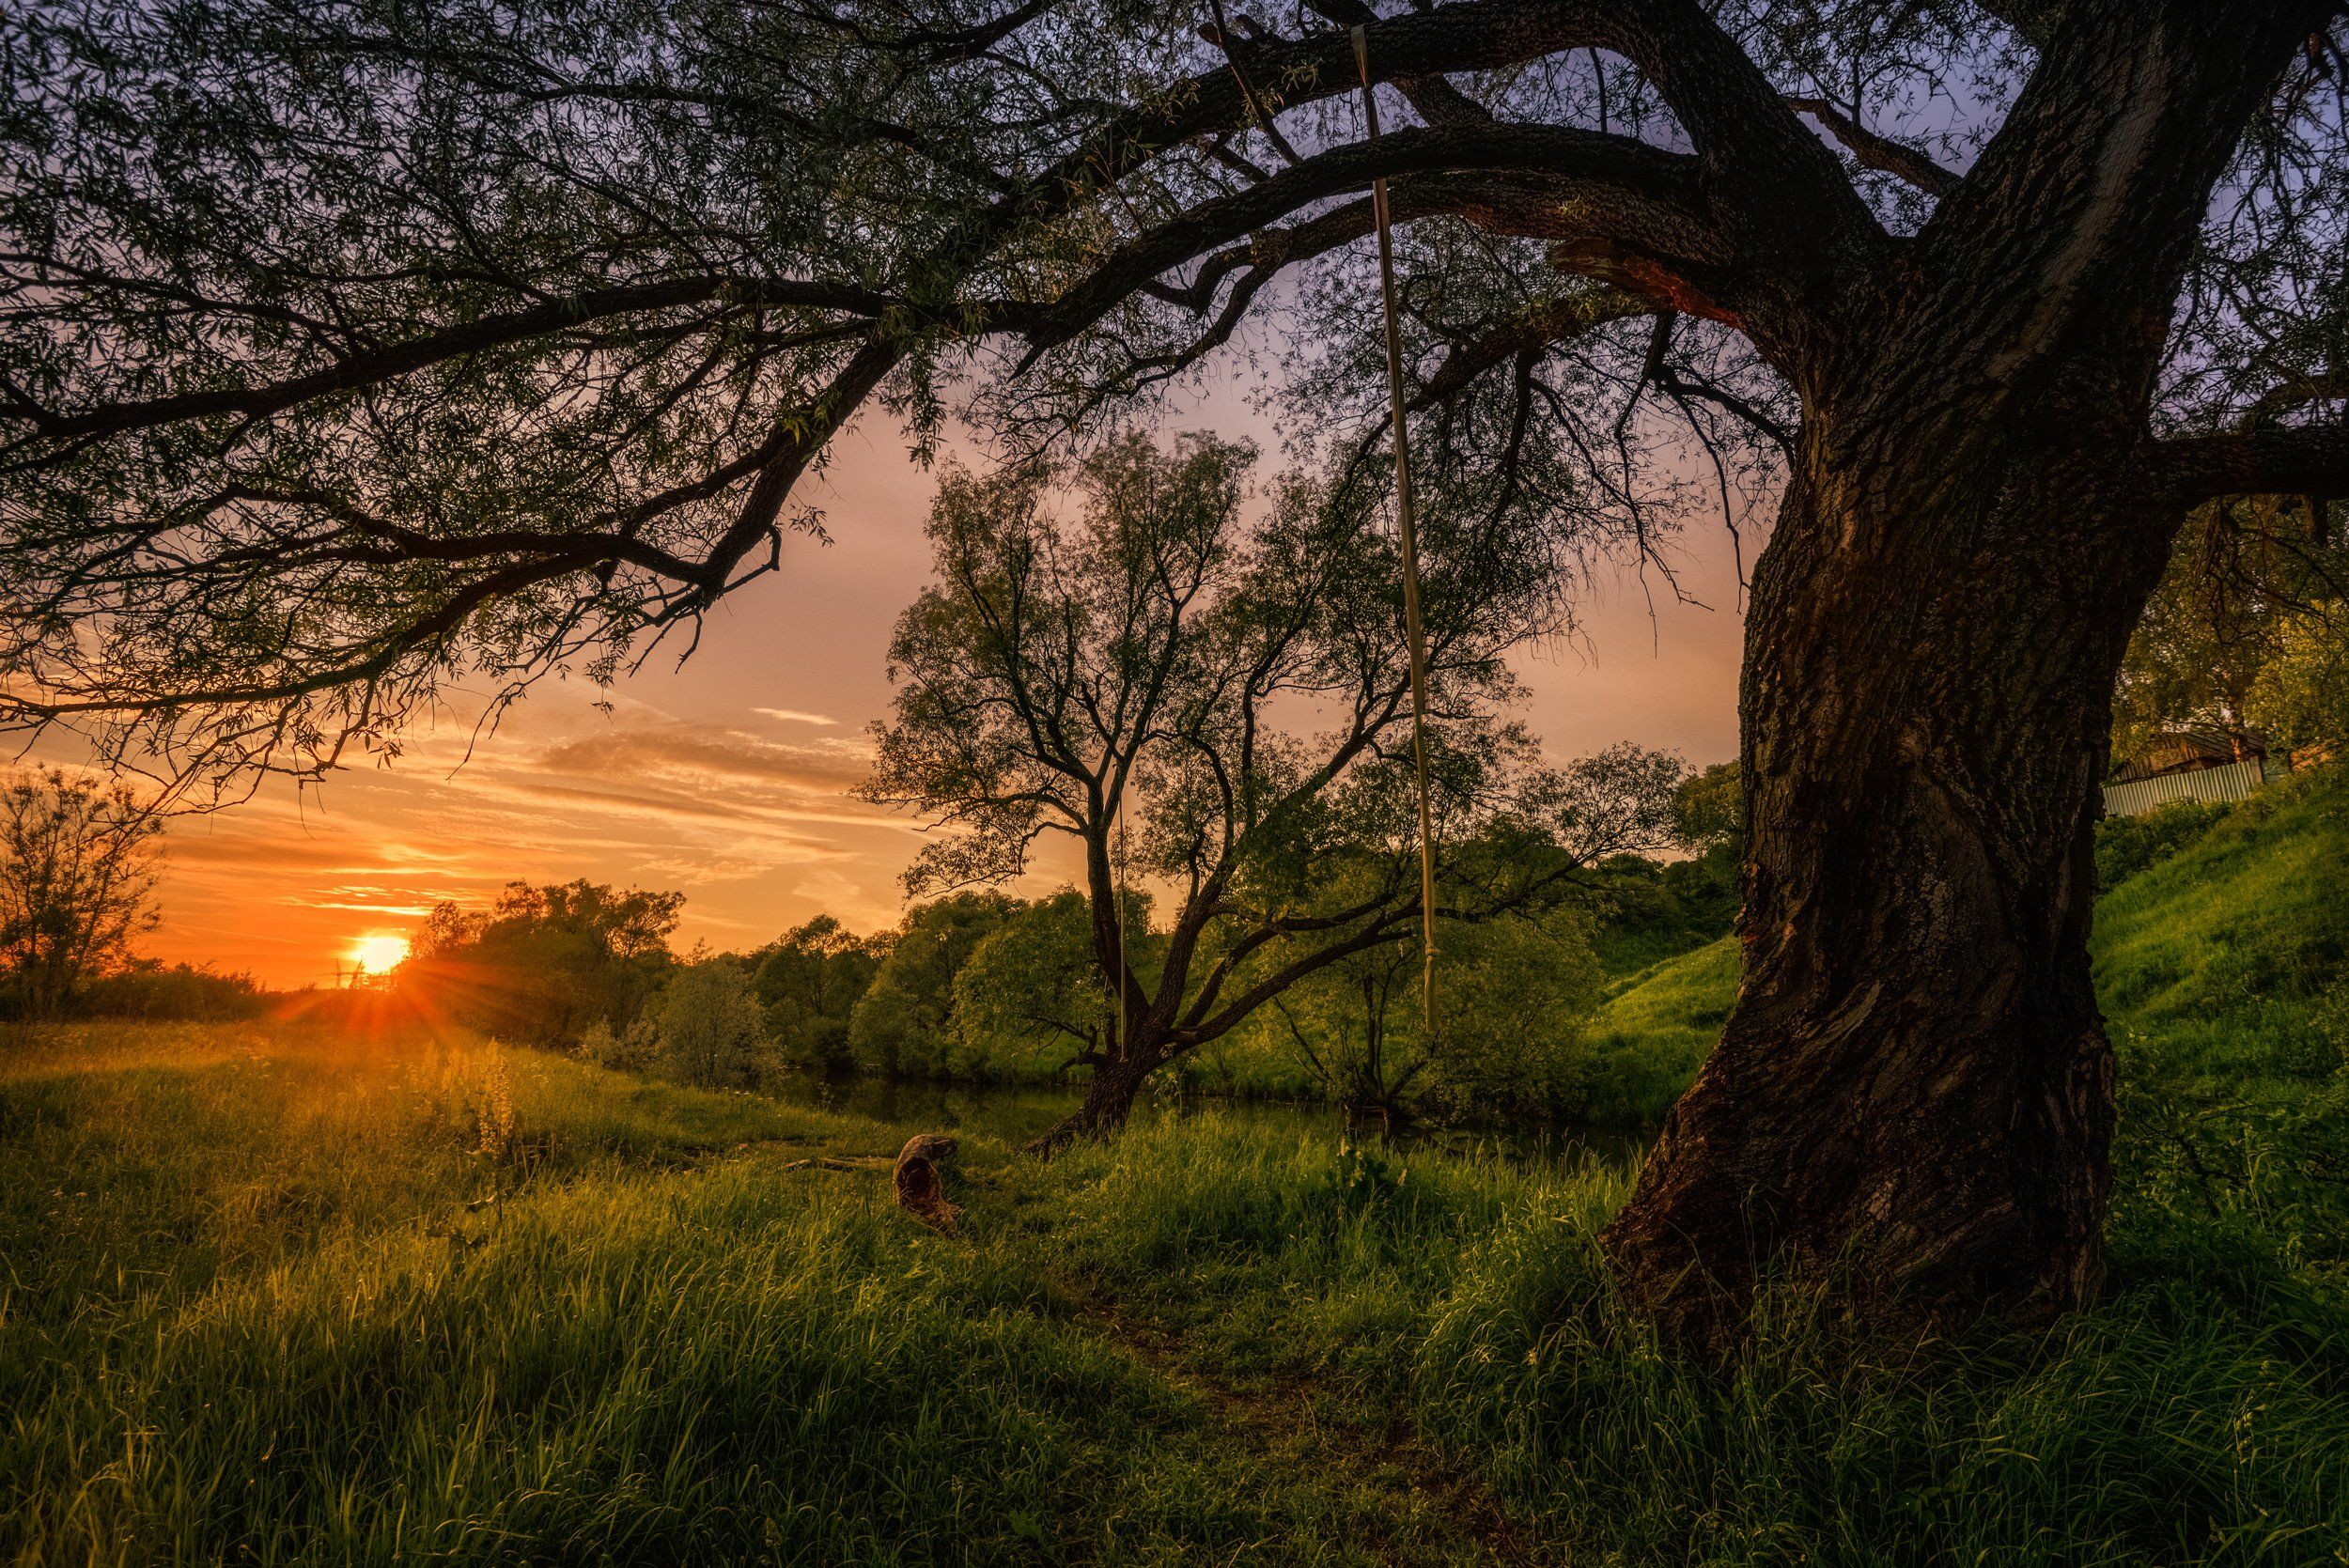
[1351,25,1442,1033]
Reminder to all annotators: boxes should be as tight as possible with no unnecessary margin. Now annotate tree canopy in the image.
[8,0,2340,784]
[752,914,891,1071]
[2111,497,2348,759]
[953,888,1156,1073]
[847,891,1022,1075]
[862,430,1684,1136]
[0,768,162,1017]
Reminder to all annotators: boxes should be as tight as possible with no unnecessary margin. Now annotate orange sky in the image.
[89,374,1753,989]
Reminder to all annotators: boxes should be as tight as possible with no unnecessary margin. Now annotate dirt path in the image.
[778,1145,1550,1561]
[1064,1284,1549,1567]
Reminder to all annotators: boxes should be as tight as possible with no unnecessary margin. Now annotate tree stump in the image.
[892,1133,961,1232]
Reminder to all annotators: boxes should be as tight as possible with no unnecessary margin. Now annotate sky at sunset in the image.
[67,376,1755,989]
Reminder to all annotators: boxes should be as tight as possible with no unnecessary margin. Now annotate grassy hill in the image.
[2095,774,2349,1099]
[4,776,2346,1562]
[1588,764,2349,1126]
[7,1015,2348,1563]
[1587,938,1741,1123]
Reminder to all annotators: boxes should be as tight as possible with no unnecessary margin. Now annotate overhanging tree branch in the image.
[2157,423,2349,506]
[0,277,905,467]
[1013,124,1716,362]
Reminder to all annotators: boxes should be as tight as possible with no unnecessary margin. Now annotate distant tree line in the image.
[390,753,1741,1126]
[401,879,685,1049]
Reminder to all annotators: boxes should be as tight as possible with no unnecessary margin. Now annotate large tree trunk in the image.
[1600,368,2183,1350]
[1597,0,2324,1349]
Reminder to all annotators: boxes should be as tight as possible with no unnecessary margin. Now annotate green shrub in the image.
[68,961,265,1020]
[2096,798,2234,890]
[648,961,773,1089]
[575,1013,660,1072]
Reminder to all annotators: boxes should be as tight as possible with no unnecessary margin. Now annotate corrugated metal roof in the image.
[2108,727,2269,784]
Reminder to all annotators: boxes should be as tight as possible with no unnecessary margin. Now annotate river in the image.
[763,1071,1652,1166]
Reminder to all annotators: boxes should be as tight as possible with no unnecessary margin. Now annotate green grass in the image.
[8,1014,2349,1563]
[0,1024,1532,1564]
[1585,937,1741,1124]
[2094,775,2349,1098]
[1586,765,2349,1126]
[5,775,2348,1563]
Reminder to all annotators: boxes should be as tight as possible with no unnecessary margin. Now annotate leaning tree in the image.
[3,0,2345,1340]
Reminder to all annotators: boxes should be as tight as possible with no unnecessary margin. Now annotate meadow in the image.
[3,771,2347,1565]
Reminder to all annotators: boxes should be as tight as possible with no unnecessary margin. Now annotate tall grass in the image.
[8,756,2349,1568]
[6,1029,2346,1564]
[0,1026,1171,1563]
[0,1027,1542,1563]
[1423,1211,2349,1564]
[1042,1116,2349,1564]
[9,1159,1178,1564]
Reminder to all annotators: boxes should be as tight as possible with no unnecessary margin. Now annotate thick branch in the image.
[1019,126,1714,357]
[1301,0,1497,127]
[2157,423,2349,506]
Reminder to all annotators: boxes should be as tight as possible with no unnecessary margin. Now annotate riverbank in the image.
[759,1063,1649,1166]
[4,1018,2345,1564]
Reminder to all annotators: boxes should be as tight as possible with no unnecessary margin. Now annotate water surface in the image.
[764,1072,1650,1166]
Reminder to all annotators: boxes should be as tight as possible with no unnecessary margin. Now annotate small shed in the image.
[2105,728,2280,817]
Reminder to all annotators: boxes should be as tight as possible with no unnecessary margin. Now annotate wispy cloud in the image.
[130,691,930,981]
[527,722,871,796]
[752,706,839,727]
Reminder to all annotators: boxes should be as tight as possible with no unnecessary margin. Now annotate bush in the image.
[650,962,773,1089]
[70,962,265,1021]
[1420,912,1606,1125]
[846,893,1019,1077]
[2095,798,2233,890]
[575,1014,660,1072]
[1583,850,1739,976]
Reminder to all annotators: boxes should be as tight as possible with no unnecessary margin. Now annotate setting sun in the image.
[346,933,411,974]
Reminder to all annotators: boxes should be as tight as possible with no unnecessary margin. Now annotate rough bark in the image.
[1596,0,2332,1350]
[1600,407,2169,1348]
